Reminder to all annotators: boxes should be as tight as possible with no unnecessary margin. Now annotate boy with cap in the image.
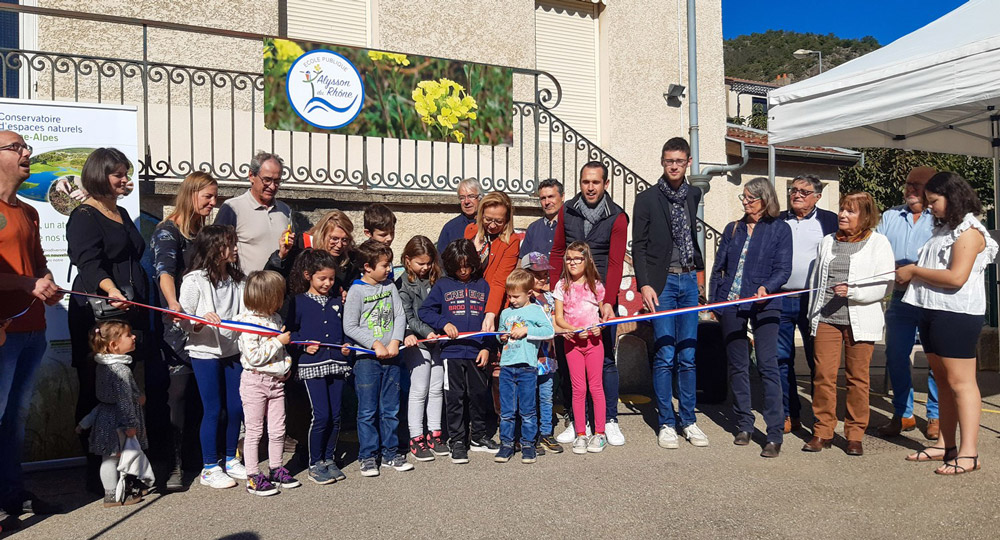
[521,252,564,453]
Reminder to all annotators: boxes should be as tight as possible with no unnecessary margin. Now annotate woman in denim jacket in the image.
[710,177,792,458]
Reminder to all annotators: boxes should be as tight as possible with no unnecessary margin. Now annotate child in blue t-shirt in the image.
[495,269,555,464]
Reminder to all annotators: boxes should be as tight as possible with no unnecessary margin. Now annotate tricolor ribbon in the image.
[56,289,376,355]
[2,298,37,321]
[56,270,894,354]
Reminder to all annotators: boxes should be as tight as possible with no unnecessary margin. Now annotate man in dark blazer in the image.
[631,137,707,450]
[775,174,837,433]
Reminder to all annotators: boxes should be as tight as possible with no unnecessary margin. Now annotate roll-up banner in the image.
[1,98,140,461]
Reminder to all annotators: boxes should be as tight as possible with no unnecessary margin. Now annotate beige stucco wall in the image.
[30,0,730,232]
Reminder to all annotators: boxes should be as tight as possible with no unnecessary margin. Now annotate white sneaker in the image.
[225,458,247,480]
[683,424,709,447]
[657,425,680,449]
[200,466,237,489]
[558,423,591,442]
[556,424,576,444]
[572,435,589,454]
[587,433,607,453]
[605,421,625,446]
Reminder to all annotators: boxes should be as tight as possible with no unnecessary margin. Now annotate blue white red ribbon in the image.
[57,289,376,354]
[56,270,894,353]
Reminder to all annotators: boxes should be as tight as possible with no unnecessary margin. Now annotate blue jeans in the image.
[354,358,401,461]
[0,330,47,506]
[499,365,538,446]
[537,373,554,436]
[884,293,938,419]
[776,293,813,419]
[304,375,346,466]
[190,354,244,467]
[650,272,699,428]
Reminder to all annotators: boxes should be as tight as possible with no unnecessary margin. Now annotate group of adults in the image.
[0,128,994,529]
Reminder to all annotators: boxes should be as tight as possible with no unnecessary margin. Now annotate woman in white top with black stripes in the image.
[895,172,998,475]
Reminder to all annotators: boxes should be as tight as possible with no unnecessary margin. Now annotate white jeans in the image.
[405,345,444,438]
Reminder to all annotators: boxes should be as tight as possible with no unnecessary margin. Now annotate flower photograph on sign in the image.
[264,38,513,145]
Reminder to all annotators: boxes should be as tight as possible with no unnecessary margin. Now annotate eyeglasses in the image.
[566,257,585,265]
[661,158,688,167]
[0,142,32,155]
[738,194,760,204]
[328,236,349,245]
[483,217,506,226]
[788,188,816,197]
[904,182,925,190]
[459,194,481,202]
[257,175,281,187]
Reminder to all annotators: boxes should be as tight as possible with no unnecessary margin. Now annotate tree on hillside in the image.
[724,30,880,82]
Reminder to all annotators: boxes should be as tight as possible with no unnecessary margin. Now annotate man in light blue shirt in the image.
[874,166,938,439]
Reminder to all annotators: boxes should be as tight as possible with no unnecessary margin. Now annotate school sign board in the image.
[263,38,514,146]
[0,98,140,461]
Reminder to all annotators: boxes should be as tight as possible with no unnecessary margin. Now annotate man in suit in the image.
[631,137,707,449]
[776,174,838,433]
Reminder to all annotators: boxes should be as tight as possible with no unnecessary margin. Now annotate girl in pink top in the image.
[553,242,608,454]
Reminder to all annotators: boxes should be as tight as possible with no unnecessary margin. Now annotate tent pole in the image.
[768,144,776,185]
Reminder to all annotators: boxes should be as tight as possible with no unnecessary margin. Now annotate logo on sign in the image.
[286,50,365,130]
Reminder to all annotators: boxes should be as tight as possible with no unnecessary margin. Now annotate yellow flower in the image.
[368,51,411,66]
[272,39,305,63]
[411,78,479,143]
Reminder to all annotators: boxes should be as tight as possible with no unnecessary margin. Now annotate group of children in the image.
[83,204,613,502]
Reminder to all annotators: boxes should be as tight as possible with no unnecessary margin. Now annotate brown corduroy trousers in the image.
[812,322,875,441]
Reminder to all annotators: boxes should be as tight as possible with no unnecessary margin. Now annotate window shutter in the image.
[287,0,369,48]
[535,0,600,141]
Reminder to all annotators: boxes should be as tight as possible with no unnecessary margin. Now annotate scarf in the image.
[94,353,133,365]
[574,193,610,237]
[835,228,872,243]
[658,177,695,267]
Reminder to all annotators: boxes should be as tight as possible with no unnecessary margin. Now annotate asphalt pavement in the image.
[6,346,1000,539]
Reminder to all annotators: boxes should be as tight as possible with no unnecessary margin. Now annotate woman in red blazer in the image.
[464,191,521,333]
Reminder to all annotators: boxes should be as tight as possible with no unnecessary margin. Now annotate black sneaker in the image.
[470,436,501,453]
[428,431,450,456]
[534,441,547,456]
[450,441,470,464]
[409,435,435,462]
[539,435,565,454]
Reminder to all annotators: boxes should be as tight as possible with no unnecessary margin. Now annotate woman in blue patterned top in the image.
[150,171,218,490]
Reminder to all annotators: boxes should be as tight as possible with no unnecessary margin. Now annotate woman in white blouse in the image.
[895,172,998,475]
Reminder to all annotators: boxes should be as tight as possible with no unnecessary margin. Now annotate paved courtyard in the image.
[7,346,1000,539]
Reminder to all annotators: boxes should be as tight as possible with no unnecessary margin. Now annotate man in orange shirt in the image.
[0,131,63,530]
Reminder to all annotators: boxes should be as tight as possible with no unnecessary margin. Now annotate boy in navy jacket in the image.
[418,239,495,463]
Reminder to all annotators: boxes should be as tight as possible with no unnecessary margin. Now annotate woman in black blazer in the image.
[710,177,792,458]
[66,148,157,492]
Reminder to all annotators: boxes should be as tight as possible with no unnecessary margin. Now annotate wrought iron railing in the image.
[0,4,652,204]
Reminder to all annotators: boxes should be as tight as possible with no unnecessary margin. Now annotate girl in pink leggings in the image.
[553,242,608,455]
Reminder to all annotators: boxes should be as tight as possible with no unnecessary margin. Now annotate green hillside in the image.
[724,30,880,82]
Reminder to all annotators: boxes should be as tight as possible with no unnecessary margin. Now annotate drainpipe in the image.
[689,140,749,253]
[687,0,700,177]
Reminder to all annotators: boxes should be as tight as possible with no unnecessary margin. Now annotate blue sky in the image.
[722,0,968,45]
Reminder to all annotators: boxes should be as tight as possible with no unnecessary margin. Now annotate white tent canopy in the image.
[767,0,1000,159]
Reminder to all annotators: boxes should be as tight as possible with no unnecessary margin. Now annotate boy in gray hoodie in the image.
[344,239,411,477]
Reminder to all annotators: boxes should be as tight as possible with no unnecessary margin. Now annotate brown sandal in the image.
[905,446,955,462]
[934,455,981,475]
